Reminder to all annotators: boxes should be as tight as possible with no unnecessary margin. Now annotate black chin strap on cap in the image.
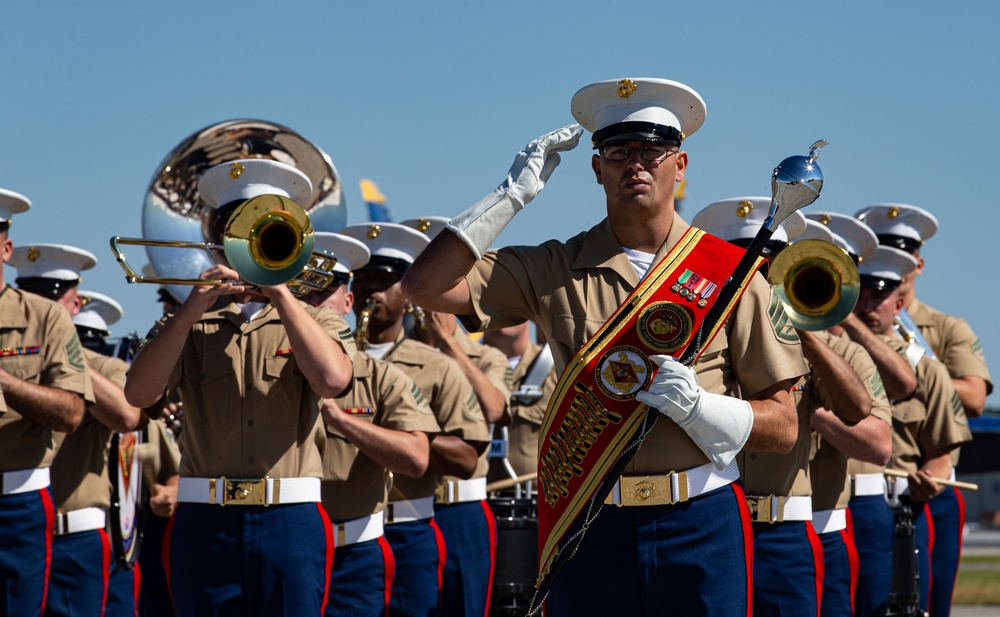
[16,277,79,297]
[859,275,901,292]
[358,256,411,277]
[876,234,922,255]
[592,121,683,148]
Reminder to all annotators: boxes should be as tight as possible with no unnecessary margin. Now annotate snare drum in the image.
[109,430,148,570]
[886,504,920,617]
[489,496,538,617]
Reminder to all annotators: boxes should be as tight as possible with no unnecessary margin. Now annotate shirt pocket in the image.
[183,356,236,427]
[263,355,304,426]
[0,354,45,383]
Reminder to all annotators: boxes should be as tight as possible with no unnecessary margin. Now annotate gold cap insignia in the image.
[819,214,832,225]
[617,79,638,99]
[416,218,431,233]
[27,247,40,262]
[367,224,381,239]
[79,294,91,307]
[229,162,245,180]
[736,200,754,218]
[888,206,900,219]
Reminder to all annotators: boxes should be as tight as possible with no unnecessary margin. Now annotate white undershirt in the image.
[237,301,266,322]
[622,246,656,281]
[508,355,522,371]
[364,341,394,360]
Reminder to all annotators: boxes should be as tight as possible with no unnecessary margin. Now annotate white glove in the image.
[634,355,754,470]
[446,124,583,259]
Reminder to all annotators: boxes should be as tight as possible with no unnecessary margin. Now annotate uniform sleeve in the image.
[461,245,557,333]
[940,317,993,393]
[432,357,492,444]
[917,357,973,457]
[816,336,892,425]
[41,303,92,401]
[312,305,359,358]
[375,361,441,435]
[727,273,809,397]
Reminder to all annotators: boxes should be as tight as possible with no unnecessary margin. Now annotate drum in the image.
[109,430,148,570]
[489,496,538,617]
[887,504,920,617]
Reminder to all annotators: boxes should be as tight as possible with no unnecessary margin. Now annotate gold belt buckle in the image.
[434,483,452,505]
[617,474,680,507]
[747,495,785,523]
[213,477,267,506]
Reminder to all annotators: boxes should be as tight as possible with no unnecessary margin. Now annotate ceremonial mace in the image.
[528,140,828,614]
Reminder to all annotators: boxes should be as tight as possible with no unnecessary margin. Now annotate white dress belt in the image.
[435,477,487,505]
[812,508,847,534]
[384,496,435,524]
[1,468,51,495]
[745,495,813,523]
[605,460,740,507]
[54,507,107,536]
[333,513,383,548]
[850,473,887,497]
[177,477,320,506]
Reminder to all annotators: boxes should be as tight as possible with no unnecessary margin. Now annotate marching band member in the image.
[341,222,490,617]
[402,78,808,616]
[859,203,992,616]
[124,159,355,616]
[10,244,126,617]
[403,215,511,617]
[851,244,972,614]
[300,231,440,617]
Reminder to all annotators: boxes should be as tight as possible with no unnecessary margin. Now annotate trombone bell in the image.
[767,239,860,331]
[223,195,315,287]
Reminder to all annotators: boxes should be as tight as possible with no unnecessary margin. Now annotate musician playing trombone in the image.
[124,159,355,617]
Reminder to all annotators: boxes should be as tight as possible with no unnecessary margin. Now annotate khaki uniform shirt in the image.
[883,336,972,474]
[321,352,439,522]
[137,417,181,487]
[450,332,512,480]
[810,333,892,510]
[0,285,92,472]
[50,349,128,511]
[909,297,992,392]
[462,216,809,474]
[488,340,558,480]
[378,338,489,501]
[151,299,355,479]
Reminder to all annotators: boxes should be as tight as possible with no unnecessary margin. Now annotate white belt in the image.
[1,468,51,495]
[746,495,813,523]
[605,460,739,507]
[54,507,107,536]
[435,477,487,505]
[384,496,435,524]
[812,508,847,534]
[851,473,887,497]
[177,477,320,506]
[333,513,383,548]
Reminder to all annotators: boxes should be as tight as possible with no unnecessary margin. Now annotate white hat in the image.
[313,232,371,274]
[74,290,123,333]
[340,223,429,274]
[198,159,313,209]
[692,197,807,244]
[806,212,878,262]
[0,188,31,223]
[9,243,97,295]
[571,78,706,147]
[793,219,836,243]
[858,245,918,291]
[400,216,450,240]
[854,203,938,253]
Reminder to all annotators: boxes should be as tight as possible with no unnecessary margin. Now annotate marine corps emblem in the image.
[636,302,693,354]
[595,346,651,400]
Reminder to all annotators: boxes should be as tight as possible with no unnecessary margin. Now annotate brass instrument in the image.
[355,297,377,350]
[892,306,938,366]
[405,301,427,328]
[111,195,339,294]
[135,119,346,302]
[767,239,860,331]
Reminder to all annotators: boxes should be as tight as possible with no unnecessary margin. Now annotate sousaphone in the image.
[142,119,347,301]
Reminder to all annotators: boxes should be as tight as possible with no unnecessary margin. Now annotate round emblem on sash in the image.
[636,301,694,354]
[595,345,652,401]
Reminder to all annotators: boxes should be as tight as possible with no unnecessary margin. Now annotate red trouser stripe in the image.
[839,527,860,611]
[315,504,335,617]
[99,529,112,615]
[40,490,56,614]
[430,518,447,612]
[805,522,825,617]
[729,482,754,617]
[479,500,498,617]
[378,535,395,617]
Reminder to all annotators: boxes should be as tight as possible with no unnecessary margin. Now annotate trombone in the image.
[767,239,860,331]
[111,195,339,296]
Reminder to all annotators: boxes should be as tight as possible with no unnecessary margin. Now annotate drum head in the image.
[109,430,147,570]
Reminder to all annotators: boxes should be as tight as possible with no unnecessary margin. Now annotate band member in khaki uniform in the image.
[852,245,972,614]
[403,78,809,616]
[402,215,510,617]
[483,321,558,481]
[124,159,355,617]
[0,194,92,617]
[858,203,992,616]
[300,231,441,616]
[805,211,896,617]
[341,222,490,617]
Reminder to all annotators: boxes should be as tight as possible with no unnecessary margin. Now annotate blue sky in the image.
[2,2,998,407]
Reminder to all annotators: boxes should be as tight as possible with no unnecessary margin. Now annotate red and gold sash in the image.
[536,227,763,585]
